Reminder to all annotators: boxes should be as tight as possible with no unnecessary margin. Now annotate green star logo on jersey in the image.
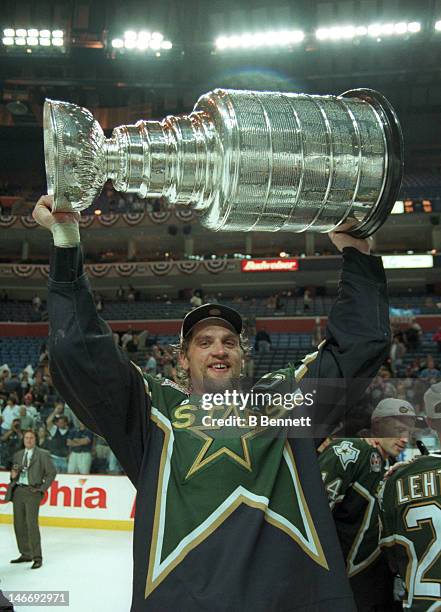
[145,405,328,598]
[184,402,262,478]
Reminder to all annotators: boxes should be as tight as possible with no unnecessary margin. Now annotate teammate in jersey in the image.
[378,382,441,612]
[33,194,391,612]
[319,398,416,611]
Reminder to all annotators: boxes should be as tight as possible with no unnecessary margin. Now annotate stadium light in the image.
[436,20,441,31]
[407,22,421,32]
[316,21,422,41]
[149,39,161,50]
[215,28,304,50]
[112,30,172,53]
[1,28,65,49]
[394,22,407,34]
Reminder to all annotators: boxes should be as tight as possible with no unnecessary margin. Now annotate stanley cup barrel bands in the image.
[43,87,403,237]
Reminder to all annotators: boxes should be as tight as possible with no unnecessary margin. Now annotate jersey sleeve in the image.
[47,245,150,486]
[295,248,390,435]
[377,477,400,574]
[318,439,365,509]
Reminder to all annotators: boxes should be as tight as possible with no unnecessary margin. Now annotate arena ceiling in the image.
[0,0,440,172]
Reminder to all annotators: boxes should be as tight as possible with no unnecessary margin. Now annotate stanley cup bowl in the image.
[43,100,107,212]
[43,87,403,236]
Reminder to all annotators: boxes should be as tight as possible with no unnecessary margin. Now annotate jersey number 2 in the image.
[404,503,441,600]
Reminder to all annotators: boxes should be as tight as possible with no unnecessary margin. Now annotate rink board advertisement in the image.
[0,472,136,530]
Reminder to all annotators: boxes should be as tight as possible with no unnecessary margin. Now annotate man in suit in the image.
[5,429,56,569]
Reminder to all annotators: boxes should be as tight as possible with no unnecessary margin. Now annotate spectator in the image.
[93,436,111,473]
[265,295,276,310]
[274,293,284,312]
[432,326,441,353]
[4,374,21,398]
[406,357,422,378]
[23,364,35,380]
[303,289,313,312]
[121,327,133,350]
[0,364,11,378]
[50,401,76,427]
[125,333,139,355]
[19,370,32,396]
[137,329,150,351]
[162,353,176,380]
[404,319,423,351]
[127,285,136,302]
[419,355,441,382]
[67,422,94,474]
[190,291,203,308]
[38,346,49,366]
[313,317,323,347]
[116,285,125,301]
[96,293,104,313]
[32,295,42,311]
[108,450,123,475]
[243,353,255,381]
[389,335,407,375]
[254,329,272,353]
[1,398,20,433]
[0,418,23,469]
[18,405,34,430]
[378,367,397,397]
[145,352,157,376]
[31,371,49,408]
[46,410,70,473]
[37,426,51,451]
[23,393,39,421]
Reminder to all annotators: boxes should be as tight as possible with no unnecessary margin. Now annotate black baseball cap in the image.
[181,303,243,340]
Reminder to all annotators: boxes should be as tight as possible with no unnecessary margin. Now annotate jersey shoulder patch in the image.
[160,378,188,395]
[369,451,382,473]
[332,440,361,470]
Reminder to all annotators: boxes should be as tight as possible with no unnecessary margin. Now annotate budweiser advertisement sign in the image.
[241,258,299,272]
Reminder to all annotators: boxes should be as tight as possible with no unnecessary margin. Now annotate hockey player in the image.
[378,383,441,611]
[319,398,416,611]
[33,194,391,612]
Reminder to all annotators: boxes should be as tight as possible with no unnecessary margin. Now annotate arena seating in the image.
[0,294,440,322]
[0,337,44,373]
[1,332,439,378]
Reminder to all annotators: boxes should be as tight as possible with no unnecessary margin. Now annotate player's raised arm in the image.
[32,195,150,485]
[302,224,390,434]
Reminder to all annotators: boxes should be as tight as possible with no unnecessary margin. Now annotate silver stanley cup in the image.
[43,88,403,236]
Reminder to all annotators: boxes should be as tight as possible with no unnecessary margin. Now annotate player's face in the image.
[181,321,242,394]
[378,436,408,458]
[373,416,415,438]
